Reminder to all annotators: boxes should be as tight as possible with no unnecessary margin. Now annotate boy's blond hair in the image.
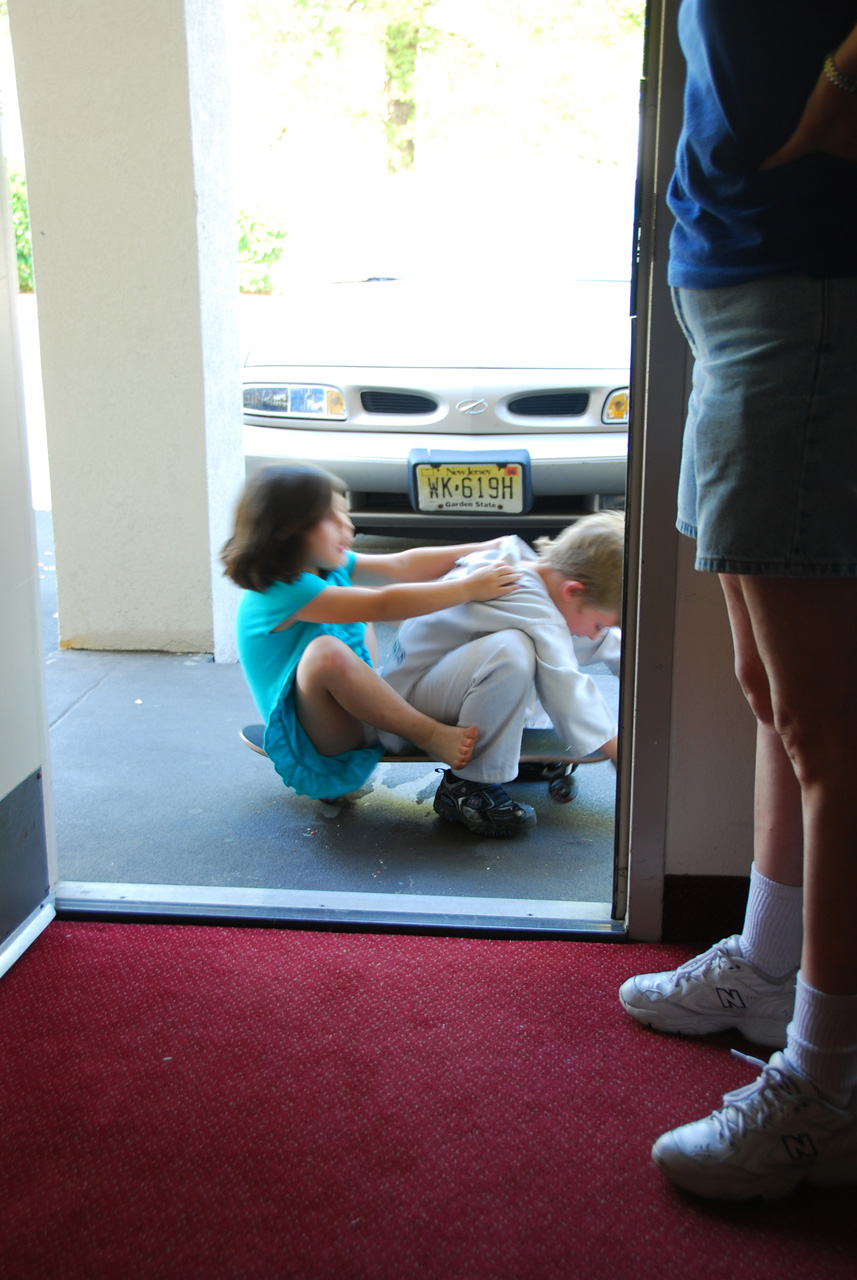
[535,510,625,613]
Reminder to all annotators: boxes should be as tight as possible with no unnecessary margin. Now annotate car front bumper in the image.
[244,423,627,531]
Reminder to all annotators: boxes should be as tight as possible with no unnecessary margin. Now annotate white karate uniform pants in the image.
[404,630,536,783]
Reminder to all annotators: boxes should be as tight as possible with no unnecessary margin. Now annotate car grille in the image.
[361,391,437,414]
[352,492,621,518]
[507,392,589,417]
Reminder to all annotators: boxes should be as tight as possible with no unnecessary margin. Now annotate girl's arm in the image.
[351,537,504,585]
[283,561,519,627]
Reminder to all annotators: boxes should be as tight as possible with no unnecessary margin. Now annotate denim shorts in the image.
[673,275,857,576]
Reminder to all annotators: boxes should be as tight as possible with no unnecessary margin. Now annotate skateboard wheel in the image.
[548,773,578,804]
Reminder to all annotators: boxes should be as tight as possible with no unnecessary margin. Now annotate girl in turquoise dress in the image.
[222,464,519,799]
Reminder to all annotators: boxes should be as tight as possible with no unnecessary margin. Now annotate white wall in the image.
[8,0,244,657]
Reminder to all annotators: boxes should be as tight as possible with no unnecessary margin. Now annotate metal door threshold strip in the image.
[55,881,624,937]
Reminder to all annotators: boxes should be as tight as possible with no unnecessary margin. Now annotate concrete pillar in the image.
[8,0,243,659]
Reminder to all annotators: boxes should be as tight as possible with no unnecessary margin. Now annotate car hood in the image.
[243,278,632,371]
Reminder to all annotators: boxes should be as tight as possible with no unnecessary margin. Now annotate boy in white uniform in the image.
[380,512,623,837]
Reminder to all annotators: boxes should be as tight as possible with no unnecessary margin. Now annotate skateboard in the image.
[240,724,607,803]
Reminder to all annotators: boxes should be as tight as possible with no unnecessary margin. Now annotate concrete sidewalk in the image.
[36,511,618,922]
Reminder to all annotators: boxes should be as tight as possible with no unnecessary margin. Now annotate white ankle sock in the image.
[785,974,857,1107]
[738,863,803,977]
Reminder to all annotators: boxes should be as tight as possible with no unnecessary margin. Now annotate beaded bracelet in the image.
[823,53,857,94]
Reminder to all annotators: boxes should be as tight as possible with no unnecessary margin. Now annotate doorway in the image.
[7,0,688,937]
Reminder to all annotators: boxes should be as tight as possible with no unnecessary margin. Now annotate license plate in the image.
[411,458,528,514]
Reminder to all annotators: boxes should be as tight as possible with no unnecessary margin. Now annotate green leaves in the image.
[7,168,33,293]
[238,208,287,294]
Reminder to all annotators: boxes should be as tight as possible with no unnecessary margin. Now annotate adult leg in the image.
[737,576,857,993]
[720,576,804,979]
[618,575,802,1043]
[294,636,478,772]
[652,576,857,1199]
[720,575,803,887]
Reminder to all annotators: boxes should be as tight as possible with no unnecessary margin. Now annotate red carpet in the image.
[0,923,854,1280]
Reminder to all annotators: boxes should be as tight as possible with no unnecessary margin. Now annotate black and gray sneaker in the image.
[433,771,537,837]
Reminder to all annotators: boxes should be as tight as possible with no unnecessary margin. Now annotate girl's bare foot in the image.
[421,722,479,771]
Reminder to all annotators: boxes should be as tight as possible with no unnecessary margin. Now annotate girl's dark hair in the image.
[221,464,347,592]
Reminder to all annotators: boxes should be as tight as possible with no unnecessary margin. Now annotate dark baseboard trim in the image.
[1,769,50,949]
[662,874,750,946]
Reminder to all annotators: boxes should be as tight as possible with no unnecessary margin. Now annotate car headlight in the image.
[602,389,629,425]
[243,384,347,421]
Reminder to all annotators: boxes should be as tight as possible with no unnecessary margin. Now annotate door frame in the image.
[615,0,689,940]
[10,0,689,944]
[0,122,55,979]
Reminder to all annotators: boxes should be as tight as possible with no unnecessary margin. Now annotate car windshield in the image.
[244,277,632,371]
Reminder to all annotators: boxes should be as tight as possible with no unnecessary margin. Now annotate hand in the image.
[464,563,521,601]
[761,72,857,169]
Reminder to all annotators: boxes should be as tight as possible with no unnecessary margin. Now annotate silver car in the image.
[242,277,631,533]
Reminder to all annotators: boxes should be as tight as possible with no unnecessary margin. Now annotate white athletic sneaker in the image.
[618,936,796,1047]
[652,1051,857,1201]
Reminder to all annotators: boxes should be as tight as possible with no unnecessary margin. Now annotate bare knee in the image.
[734,650,775,727]
[297,635,354,687]
[769,701,839,791]
[722,573,775,726]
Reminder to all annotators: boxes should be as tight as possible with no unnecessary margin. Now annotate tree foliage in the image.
[8,168,33,292]
[226,0,645,286]
[238,207,287,293]
[229,0,644,180]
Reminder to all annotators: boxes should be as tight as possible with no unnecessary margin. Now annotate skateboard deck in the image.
[240,724,606,766]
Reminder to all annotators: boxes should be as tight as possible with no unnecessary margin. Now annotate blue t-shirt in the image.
[235,551,385,798]
[236,550,368,721]
[668,0,857,288]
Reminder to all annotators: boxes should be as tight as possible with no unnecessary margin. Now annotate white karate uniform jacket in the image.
[381,536,619,760]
